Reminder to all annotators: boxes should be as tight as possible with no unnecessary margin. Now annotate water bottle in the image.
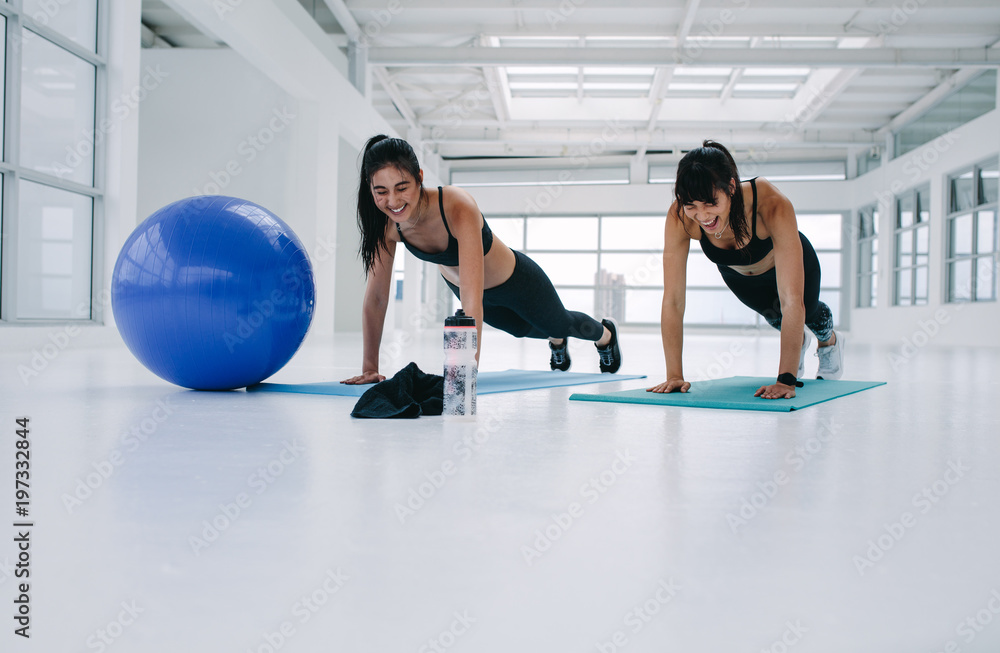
[443,309,477,418]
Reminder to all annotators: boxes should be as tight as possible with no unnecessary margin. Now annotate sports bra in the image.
[395,186,494,266]
[698,178,774,266]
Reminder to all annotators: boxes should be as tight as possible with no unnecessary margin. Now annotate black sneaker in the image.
[549,339,571,371]
[595,318,622,373]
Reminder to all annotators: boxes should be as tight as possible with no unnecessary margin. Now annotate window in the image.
[893,185,930,306]
[479,212,845,329]
[856,204,879,308]
[894,71,997,157]
[1,2,103,322]
[946,159,998,302]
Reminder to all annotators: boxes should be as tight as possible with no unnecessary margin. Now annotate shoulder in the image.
[666,200,698,243]
[440,185,483,227]
[754,177,799,240]
[752,177,794,216]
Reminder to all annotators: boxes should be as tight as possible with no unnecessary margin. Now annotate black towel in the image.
[350,362,444,418]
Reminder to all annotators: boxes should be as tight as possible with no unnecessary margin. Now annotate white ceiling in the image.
[142,0,1000,167]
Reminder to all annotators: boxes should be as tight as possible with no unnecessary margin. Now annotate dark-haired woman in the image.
[649,140,843,400]
[342,135,622,385]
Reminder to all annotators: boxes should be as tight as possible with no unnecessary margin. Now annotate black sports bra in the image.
[698,178,774,266]
[396,186,493,266]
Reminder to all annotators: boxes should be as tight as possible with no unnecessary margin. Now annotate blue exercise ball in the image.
[112,196,315,390]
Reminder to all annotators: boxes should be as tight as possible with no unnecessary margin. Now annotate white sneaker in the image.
[816,332,844,380]
[798,332,812,378]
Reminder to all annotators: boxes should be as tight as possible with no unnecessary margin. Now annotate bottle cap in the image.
[445,309,476,327]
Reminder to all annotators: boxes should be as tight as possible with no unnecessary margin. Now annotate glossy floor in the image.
[1,329,997,653]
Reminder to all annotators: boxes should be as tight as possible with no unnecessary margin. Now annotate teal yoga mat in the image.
[249,369,647,397]
[569,376,885,412]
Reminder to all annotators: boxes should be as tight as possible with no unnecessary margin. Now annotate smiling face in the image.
[682,185,733,238]
[370,165,423,224]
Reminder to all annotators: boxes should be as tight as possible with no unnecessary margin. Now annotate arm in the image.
[649,202,692,393]
[342,235,396,384]
[753,179,806,399]
[444,187,486,363]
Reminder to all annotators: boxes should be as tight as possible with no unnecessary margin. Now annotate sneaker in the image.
[595,318,622,374]
[798,332,812,378]
[816,332,844,380]
[549,339,571,371]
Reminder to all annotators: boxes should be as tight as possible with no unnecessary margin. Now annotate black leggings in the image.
[443,250,605,341]
[717,232,834,342]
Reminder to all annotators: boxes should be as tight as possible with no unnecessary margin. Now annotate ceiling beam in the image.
[372,67,419,129]
[320,0,361,42]
[347,0,1000,8]
[368,46,1000,68]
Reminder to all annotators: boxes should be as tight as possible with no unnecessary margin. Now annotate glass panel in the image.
[798,213,842,249]
[898,230,913,254]
[16,181,94,319]
[977,210,996,255]
[686,252,726,287]
[525,217,598,251]
[897,194,914,228]
[0,16,5,157]
[858,241,872,275]
[859,210,872,238]
[819,290,840,323]
[600,216,664,250]
[552,288,596,317]
[914,267,929,304]
[816,252,840,283]
[527,253,598,286]
[20,29,97,186]
[681,289,757,326]
[951,214,973,257]
[488,217,524,251]
[915,225,930,255]
[916,187,931,223]
[896,269,912,305]
[979,159,999,205]
[870,274,878,307]
[599,253,663,288]
[23,0,99,51]
[949,259,972,301]
[976,256,996,301]
[951,171,975,213]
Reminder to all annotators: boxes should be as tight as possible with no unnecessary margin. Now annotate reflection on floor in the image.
[1,328,998,652]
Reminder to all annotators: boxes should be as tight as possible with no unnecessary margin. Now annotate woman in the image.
[342,135,622,385]
[649,140,843,400]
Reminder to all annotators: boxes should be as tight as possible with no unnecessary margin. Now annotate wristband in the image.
[777,373,803,387]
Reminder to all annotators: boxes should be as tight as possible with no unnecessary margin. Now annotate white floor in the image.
[2,327,999,653]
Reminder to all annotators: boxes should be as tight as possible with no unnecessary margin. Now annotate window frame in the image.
[945,158,999,304]
[892,184,931,307]
[0,1,106,323]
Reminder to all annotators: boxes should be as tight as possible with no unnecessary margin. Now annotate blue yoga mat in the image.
[249,369,647,397]
[569,376,885,412]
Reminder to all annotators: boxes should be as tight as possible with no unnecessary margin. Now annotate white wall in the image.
[849,108,1000,347]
